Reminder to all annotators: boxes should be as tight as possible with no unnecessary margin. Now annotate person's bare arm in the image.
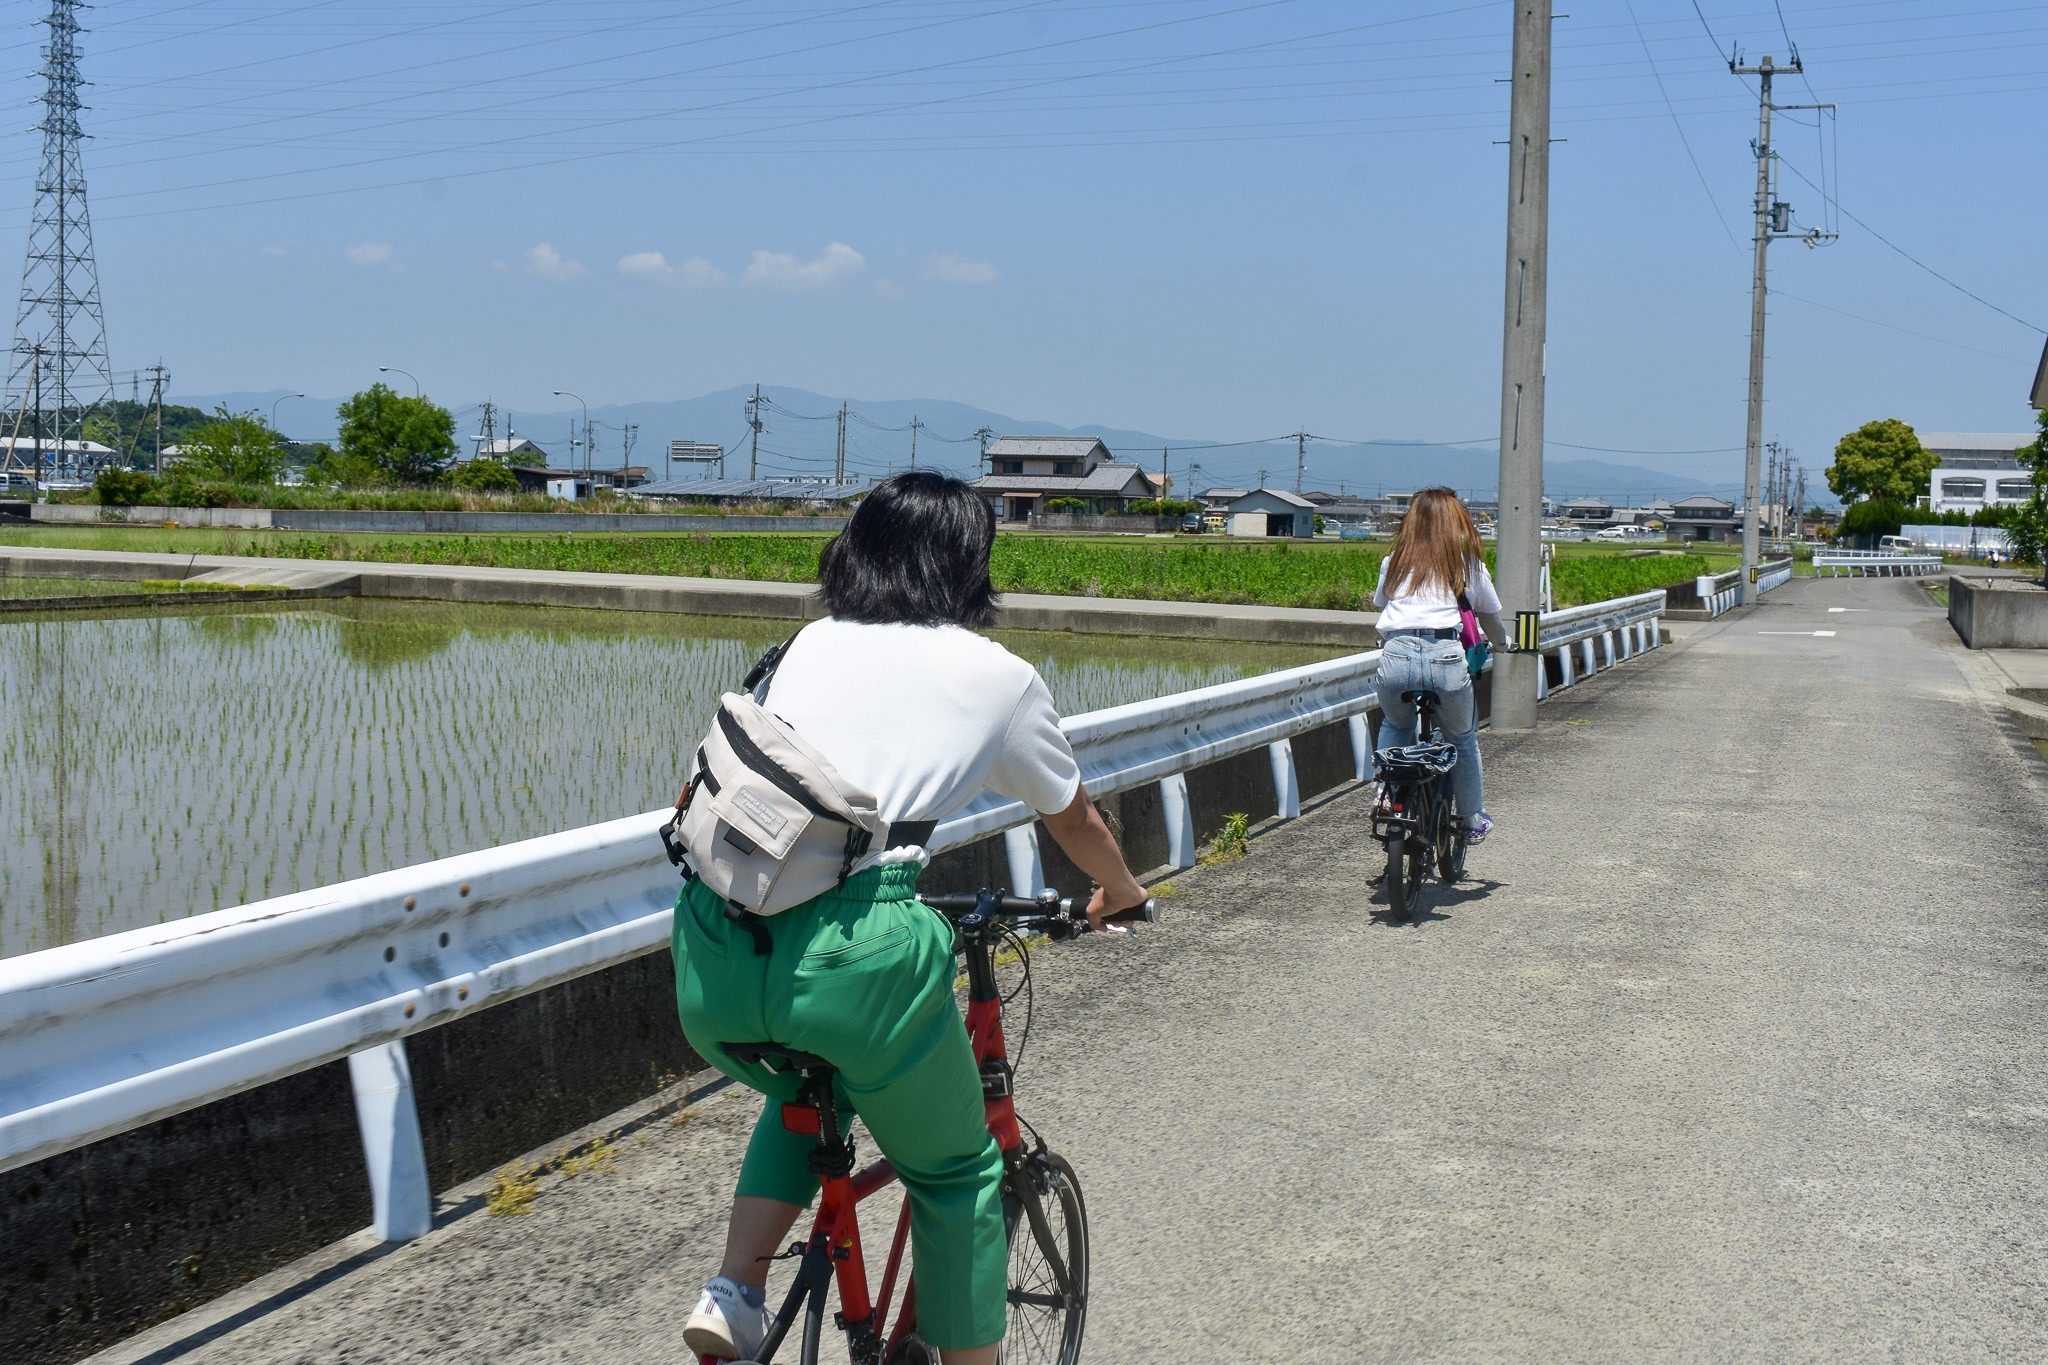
[1479,611,1511,647]
[1039,782,1148,930]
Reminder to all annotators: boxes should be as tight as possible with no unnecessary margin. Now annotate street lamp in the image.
[378,366,420,398]
[553,388,589,492]
[270,392,304,431]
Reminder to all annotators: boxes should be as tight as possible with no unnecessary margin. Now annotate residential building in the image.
[1664,494,1737,542]
[473,437,549,461]
[1559,496,1613,523]
[970,436,1160,521]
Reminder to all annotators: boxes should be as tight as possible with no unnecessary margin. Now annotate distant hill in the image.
[182,384,1730,503]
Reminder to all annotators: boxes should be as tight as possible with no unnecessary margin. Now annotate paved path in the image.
[94,577,2048,1363]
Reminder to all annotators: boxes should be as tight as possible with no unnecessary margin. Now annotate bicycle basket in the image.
[1374,740,1458,780]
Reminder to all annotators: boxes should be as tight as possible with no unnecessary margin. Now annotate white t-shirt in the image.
[1372,554,1502,631]
[758,617,1083,864]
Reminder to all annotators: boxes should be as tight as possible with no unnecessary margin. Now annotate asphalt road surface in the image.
[95,576,2048,1363]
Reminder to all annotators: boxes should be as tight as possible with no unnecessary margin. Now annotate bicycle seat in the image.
[1400,688,1439,705]
[723,1041,835,1075]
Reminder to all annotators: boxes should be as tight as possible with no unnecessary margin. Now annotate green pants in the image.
[671,863,1007,1351]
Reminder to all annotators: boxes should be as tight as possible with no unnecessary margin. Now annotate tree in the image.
[1826,418,1938,505]
[178,406,287,484]
[448,457,520,493]
[2005,409,2048,580]
[1834,497,1908,546]
[335,383,457,484]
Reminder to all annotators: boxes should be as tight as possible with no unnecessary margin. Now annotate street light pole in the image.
[270,392,304,431]
[377,366,420,398]
[553,389,589,493]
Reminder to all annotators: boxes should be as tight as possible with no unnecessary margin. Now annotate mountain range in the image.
[182,384,1739,504]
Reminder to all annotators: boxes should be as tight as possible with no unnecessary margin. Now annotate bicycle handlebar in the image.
[917,888,1159,936]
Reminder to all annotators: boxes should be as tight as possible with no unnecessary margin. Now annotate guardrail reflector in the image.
[1516,610,1542,650]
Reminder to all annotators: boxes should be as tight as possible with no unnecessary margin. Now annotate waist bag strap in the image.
[725,901,773,956]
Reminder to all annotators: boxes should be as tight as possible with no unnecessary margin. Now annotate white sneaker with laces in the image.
[684,1276,767,1361]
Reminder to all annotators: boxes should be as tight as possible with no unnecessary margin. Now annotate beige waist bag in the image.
[659,636,935,927]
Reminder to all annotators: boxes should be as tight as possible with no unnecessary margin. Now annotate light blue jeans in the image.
[1374,633,1485,828]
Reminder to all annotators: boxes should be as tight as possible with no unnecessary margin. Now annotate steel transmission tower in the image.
[8,0,116,480]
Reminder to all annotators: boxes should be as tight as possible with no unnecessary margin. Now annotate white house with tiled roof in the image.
[970,435,1160,522]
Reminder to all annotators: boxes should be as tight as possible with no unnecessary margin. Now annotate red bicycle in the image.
[698,886,1156,1365]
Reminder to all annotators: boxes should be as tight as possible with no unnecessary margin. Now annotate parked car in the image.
[1878,534,1913,554]
[1178,512,1206,533]
[1594,525,1630,541]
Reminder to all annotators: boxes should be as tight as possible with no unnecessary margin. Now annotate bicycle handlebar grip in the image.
[1103,897,1158,925]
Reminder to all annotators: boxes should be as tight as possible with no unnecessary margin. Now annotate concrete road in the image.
[95,576,2048,1363]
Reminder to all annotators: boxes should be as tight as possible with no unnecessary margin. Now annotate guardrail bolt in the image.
[404,1002,416,1018]
[383,946,395,963]
[438,932,450,948]
[404,896,416,911]
[458,882,471,898]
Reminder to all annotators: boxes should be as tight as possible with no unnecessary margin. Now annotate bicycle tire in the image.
[1434,787,1467,884]
[1385,831,1413,920]
[1002,1150,1088,1365]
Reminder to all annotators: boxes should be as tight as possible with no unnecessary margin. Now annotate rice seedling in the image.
[0,600,1339,957]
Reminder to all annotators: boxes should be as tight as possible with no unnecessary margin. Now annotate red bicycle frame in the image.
[699,905,1025,1365]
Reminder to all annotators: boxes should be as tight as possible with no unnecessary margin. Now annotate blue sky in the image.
[0,0,2040,495]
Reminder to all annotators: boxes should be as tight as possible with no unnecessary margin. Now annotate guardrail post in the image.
[1580,638,1598,678]
[1003,825,1044,896]
[1267,739,1300,819]
[348,1040,433,1243]
[1600,630,1617,668]
[1346,713,1372,784]
[1159,773,1196,870]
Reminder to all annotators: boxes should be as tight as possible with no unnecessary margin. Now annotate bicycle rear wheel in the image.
[1002,1151,1088,1365]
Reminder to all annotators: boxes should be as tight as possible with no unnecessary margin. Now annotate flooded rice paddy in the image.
[2,599,1339,956]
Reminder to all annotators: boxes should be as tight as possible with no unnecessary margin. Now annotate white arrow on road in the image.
[1826,607,1869,613]
[1760,630,1837,637]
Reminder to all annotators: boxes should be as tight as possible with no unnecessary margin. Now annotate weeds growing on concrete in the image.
[1200,813,1251,864]
[487,1163,540,1216]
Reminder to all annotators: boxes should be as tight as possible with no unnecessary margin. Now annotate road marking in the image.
[1826,607,1869,614]
[1759,630,1837,637]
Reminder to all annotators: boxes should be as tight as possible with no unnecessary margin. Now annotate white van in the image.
[1879,534,1913,554]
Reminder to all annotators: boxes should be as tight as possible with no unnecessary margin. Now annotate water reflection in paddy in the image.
[0,599,1344,956]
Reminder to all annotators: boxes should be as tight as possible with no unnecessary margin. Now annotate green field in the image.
[0,525,1714,611]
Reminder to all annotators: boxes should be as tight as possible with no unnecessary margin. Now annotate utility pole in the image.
[835,401,847,484]
[1160,446,1169,502]
[145,361,165,476]
[1492,0,1553,731]
[1293,430,1308,495]
[622,421,640,476]
[1258,468,1267,490]
[909,415,921,472]
[745,384,763,480]
[30,346,43,494]
[1732,52,1835,602]
[973,426,994,473]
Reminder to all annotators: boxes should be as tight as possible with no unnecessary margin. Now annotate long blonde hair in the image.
[1385,487,1482,597]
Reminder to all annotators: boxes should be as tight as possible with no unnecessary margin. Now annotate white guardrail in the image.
[0,590,1669,1240]
[1811,550,1944,577]
[1694,557,1794,618]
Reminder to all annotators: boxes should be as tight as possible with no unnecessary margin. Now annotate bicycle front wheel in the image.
[1002,1151,1088,1365]
[1434,788,1467,884]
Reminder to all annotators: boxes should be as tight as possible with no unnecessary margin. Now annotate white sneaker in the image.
[684,1276,767,1361]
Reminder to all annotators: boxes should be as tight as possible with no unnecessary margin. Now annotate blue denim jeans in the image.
[1374,633,1485,827]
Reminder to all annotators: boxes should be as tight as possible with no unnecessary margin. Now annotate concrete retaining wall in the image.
[0,718,1376,1365]
[1949,575,2048,649]
[28,505,846,534]
[1026,513,1177,534]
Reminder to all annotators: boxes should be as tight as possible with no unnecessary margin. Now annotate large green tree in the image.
[2005,409,2048,579]
[1826,418,1938,505]
[178,406,287,484]
[336,383,458,485]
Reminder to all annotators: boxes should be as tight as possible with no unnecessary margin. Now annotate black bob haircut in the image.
[817,471,998,628]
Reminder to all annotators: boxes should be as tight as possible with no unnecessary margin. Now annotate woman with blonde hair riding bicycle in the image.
[1372,486,1510,844]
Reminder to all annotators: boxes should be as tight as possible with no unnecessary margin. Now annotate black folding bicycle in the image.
[1369,687,1468,921]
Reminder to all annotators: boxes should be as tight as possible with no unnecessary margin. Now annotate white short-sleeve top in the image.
[758,617,1083,863]
[1372,554,1502,632]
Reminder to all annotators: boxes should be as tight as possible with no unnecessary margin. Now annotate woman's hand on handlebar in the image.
[1084,880,1149,933]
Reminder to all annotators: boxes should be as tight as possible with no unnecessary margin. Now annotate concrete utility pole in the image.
[1733,53,1835,603]
[1160,446,1169,501]
[1293,430,1308,494]
[146,362,165,475]
[745,384,763,480]
[973,426,994,472]
[1492,0,1553,732]
[835,401,847,484]
[909,415,921,472]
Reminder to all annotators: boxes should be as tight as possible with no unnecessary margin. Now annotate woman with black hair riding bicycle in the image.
[670,472,1148,1365]
[1372,486,1512,844]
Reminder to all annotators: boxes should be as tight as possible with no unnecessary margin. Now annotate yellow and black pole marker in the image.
[1516,610,1542,651]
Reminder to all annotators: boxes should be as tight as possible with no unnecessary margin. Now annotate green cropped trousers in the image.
[670,863,1007,1351]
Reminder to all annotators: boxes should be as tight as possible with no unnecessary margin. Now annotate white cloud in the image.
[922,251,1000,285]
[343,242,393,268]
[743,241,865,291]
[616,251,727,288]
[617,250,674,282]
[517,243,587,282]
[259,244,287,258]
[874,278,906,301]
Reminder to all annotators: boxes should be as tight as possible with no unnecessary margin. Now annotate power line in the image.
[1627,0,1741,253]
[1777,154,2045,334]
